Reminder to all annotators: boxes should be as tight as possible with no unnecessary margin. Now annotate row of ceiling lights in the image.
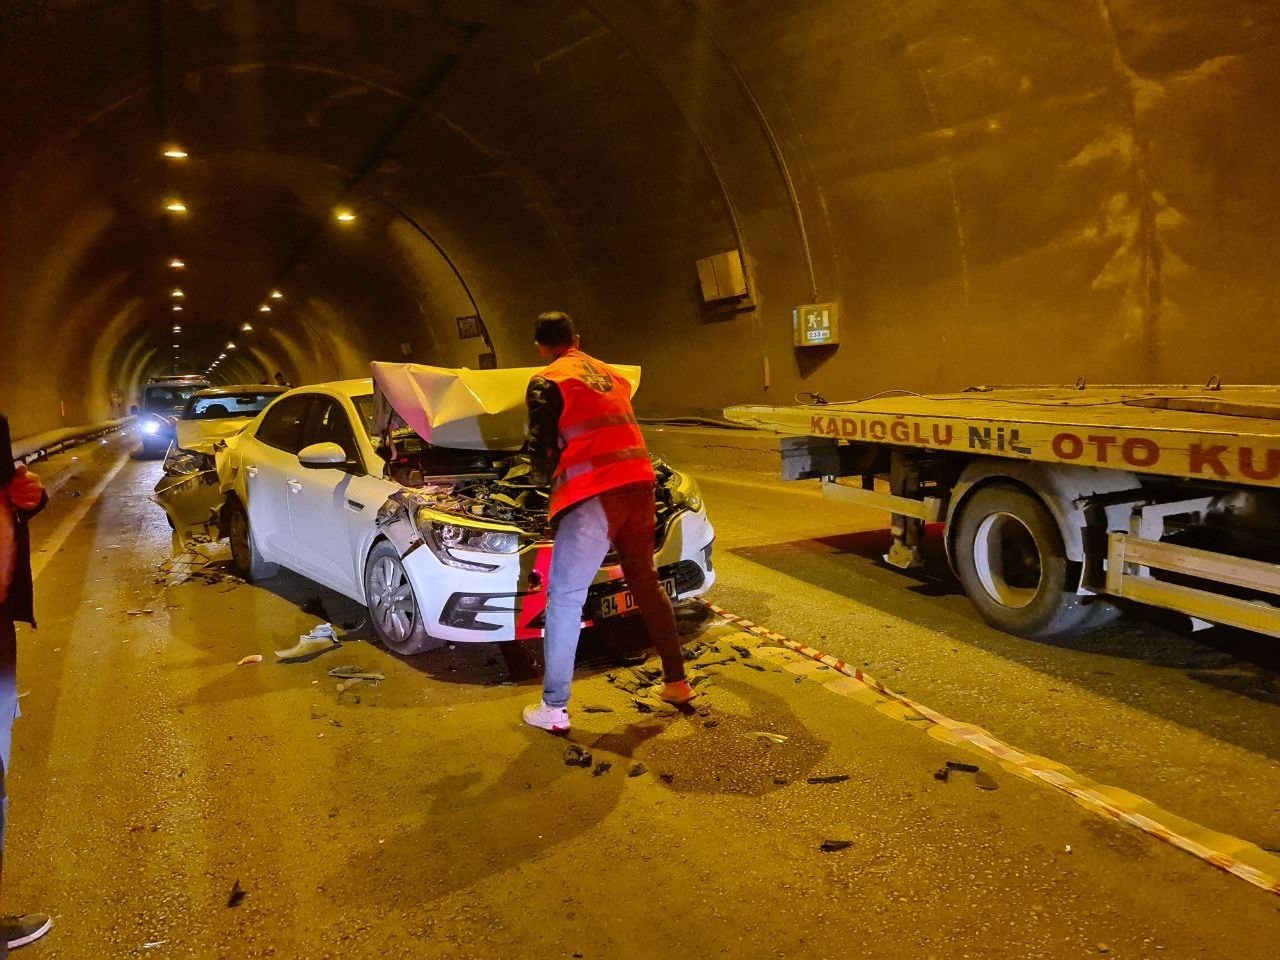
[160,144,357,376]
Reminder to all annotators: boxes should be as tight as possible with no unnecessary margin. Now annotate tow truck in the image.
[725,382,1280,639]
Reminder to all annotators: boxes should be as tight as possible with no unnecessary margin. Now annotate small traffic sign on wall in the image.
[793,302,838,347]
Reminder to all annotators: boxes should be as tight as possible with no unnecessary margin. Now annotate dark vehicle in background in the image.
[138,375,210,457]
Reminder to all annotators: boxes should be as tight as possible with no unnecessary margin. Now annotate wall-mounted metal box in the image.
[696,250,748,302]
[793,302,839,346]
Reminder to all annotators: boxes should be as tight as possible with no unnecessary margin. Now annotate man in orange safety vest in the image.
[521,312,694,732]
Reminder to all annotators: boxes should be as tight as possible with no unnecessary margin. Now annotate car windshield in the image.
[184,392,281,420]
[143,386,199,411]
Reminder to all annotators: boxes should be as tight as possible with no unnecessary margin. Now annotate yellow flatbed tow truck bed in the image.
[725,385,1280,488]
[723,385,1280,640]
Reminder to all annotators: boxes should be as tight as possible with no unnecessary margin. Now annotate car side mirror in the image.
[298,442,361,474]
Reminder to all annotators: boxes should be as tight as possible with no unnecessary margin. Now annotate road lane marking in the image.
[29,451,130,582]
[701,601,1280,897]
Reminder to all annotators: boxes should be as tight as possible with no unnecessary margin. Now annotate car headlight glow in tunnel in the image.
[142,420,161,435]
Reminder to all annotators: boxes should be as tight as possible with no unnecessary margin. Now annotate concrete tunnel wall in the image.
[2,1,1278,438]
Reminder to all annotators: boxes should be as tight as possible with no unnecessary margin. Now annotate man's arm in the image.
[525,376,564,486]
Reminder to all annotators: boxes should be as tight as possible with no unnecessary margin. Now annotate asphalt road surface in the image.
[6,427,1279,959]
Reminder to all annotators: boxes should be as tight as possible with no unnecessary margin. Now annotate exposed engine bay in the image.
[382,424,687,535]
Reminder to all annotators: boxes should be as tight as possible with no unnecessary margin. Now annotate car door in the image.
[241,394,314,564]
[287,395,391,599]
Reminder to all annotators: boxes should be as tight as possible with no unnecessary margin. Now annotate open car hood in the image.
[371,361,641,451]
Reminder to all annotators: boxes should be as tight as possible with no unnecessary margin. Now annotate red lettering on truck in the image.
[1121,437,1160,467]
[1190,444,1229,477]
[890,420,910,443]
[1086,435,1117,462]
[1239,447,1280,481]
[1052,433,1083,459]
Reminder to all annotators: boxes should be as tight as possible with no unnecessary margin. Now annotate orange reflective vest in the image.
[540,350,654,518]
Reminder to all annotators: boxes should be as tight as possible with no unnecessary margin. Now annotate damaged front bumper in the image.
[152,468,224,545]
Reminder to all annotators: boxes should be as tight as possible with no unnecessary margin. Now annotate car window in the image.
[352,395,376,438]
[305,397,361,464]
[255,395,314,454]
[185,392,282,420]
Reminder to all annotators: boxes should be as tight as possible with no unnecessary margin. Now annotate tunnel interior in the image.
[3,1,1279,436]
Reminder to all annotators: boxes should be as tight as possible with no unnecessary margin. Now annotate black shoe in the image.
[1,913,53,950]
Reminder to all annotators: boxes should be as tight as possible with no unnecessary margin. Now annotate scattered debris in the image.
[328,665,384,682]
[703,719,720,729]
[143,941,168,949]
[564,744,593,768]
[1065,844,1073,854]
[631,698,654,714]
[628,763,647,778]
[747,731,788,745]
[582,705,614,714]
[592,760,612,777]
[945,760,980,773]
[227,880,246,908]
[806,775,850,785]
[975,771,999,791]
[658,772,675,784]
[773,777,789,786]
[819,839,854,853]
[275,623,342,663]
[236,654,262,666]
[741,661,767,672]
[933,768,950,782]
[125,608,154,616]
[730,643,752,658]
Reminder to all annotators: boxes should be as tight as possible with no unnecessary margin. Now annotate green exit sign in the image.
[793,302,839,347]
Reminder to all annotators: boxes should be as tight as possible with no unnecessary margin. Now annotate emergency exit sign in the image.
[793,302,838,346]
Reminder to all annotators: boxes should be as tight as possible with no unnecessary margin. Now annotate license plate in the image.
[597,577,677,620]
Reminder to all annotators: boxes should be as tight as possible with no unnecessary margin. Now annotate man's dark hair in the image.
[534,311,576,347]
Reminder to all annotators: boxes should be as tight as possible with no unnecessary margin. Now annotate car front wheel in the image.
[364,541,442,655]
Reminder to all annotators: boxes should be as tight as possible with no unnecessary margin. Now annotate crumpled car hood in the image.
[174,417,252,455]
[371,361,641,450]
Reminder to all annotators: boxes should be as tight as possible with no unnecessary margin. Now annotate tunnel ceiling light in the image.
[258,304,271,313]
[218,353,227,359]
[172,325,181,333]
[169,258,185,269]
[171,288,184,298]
[163,147,189,159]
[270,289,283,299]
[241,322,253,332]
[334,208,356,222]
[165,200,187,213]
[226,341,236,350]
[172,304,183,312]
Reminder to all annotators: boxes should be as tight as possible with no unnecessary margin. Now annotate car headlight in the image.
[667,469,704,513]
[417,513,522,571]
[142,420,161,435]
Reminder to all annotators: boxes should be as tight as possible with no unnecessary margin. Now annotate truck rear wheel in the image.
[954,484,1105,639]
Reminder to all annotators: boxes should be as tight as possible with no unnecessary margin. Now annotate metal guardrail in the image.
[11,416,137,466]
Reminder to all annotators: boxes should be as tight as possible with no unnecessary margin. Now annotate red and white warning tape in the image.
[704,602,1280,897]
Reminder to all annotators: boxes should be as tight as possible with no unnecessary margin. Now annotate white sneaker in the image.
[523,700,570,733]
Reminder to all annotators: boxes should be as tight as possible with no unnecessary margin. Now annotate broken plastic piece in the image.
[747,731,788,744]
[563,744,593,768]
[933,768,950,782]
[945,760,980,773]
[592,760,612,777]
[227,879,246,908]
[275,626,342,663]
[582,706,614,714]
[658,772,674,784]
[628,763,647,778]
[819,840,853,853]
[806,774,850,785]
[741,661,766,672]
[328,665,385,681]
[236,654,262,666]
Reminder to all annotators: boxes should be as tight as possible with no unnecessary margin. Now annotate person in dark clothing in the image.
[0,414,52,953]
[521,312,693,733]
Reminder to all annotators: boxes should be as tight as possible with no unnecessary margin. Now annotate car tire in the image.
[364,540,442,655]
[954,484,1109,639]
[226,497,279,581]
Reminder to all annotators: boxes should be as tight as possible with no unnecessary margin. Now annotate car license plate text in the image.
[597,578,677,619]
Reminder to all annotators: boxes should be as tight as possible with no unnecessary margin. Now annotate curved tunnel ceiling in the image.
[3,1,1279,435]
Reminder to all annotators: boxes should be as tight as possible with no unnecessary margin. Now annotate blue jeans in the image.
[0,613,17,859]
[542,482,684,708]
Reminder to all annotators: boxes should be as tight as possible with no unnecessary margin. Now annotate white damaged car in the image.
[211,363,715,653]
